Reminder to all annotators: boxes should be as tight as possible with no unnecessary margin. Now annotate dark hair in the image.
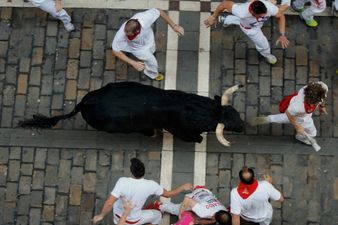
[250,1,267,15]
[215,210,231,225]
[125,19,141,34]
[130,158,145,178]
[239,166,255,185]
[304,82,326,105]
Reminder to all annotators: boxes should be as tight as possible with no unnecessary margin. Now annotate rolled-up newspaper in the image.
[303,133,321,152]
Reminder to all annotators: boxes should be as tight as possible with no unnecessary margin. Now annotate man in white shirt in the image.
[92,158,193,225]
[204,0,289,65]
[291,0,326,28]
[250,81,328,145]
[28,0,74,32]
[230,167,284,225]
[148,186,231,225]
[112,8,184,81]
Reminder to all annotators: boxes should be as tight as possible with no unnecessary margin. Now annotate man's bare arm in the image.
[92,195,118,224]
[112,50,145,71]
[204,1,234,27]
[232,214,240,225]
[162,183,193,198]
[159,10,184,36]
[274,12,289,49]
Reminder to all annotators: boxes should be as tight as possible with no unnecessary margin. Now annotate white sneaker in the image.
[218,14,229,27]
[64,23,75,32]
[265,54,277,65]
[295,133,312,145]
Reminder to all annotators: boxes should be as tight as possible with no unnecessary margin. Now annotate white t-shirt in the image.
[287,81,328,117]
[111,177,164,222]
[29,0,46,6]
[231,1,279,28]
[187,187,227,218]
[112,8,160,52]
[230,181,281,223]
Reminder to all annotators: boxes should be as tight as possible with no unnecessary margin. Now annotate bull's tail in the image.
[18,102,83,129]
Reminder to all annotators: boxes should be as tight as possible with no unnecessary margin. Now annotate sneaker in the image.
[64,23,75,32]
[304,19,318,28]
[291,3,305,13]
[265,54,277,65]
[218,14,231,27]
[144,200,162,211]
[154,74,164,81]
[295,133,312,145]
[249,117,269,126]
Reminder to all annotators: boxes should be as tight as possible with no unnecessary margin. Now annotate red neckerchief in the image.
[237,180,258,199]
[304,102,318,114]
[126,23,141,41]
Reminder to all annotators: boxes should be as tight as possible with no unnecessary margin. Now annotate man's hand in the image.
[263,174,273,184]
[296,125,305,135]
[55,0,62,12]
[123,199,135,213]
[204,16,217,28]
[92,214,104,224]
[173,25,184,36]
[319,107,328,115]
[181,183,193,191]
[276,35,289,49]
[132,61,145,71]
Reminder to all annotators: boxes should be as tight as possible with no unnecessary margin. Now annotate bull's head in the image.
[216,85,244,147]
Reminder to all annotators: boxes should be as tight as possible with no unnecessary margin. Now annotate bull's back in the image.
[80,82,184,132]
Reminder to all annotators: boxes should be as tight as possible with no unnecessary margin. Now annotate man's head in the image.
[304,82,327,105]
[249,1,267,18]
[215,210,231,225]
[239,166,255,185]
[130,158,145,178]
[124,19,141,40]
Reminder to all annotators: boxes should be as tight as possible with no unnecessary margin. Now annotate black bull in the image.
[19,82,244,146]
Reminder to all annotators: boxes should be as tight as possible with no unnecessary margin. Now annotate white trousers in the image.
[131,44,158,79]
[161,202,180,216]
[114,210,162,225]
[223,15,271,57]
[293,0,326,20]
[32,0,72,26]
[268,113,317,137]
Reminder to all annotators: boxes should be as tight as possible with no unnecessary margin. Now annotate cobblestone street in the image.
[0,4,338,225]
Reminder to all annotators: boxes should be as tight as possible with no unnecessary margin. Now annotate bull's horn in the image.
[221,84,244,106]
[216,123,230,147]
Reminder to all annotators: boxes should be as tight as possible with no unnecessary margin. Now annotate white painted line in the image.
[160,10,179,225]
[194,12,210,187]
[180,1,200,12]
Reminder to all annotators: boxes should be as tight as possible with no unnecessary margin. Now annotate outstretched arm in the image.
[179,197,197,216]
[285,111,304,134]
[162,183,193,198]
[204,0,234,28]
[112,50,145,72]
[54,0,62,12]
[274,12,289,49]
[159,10,184,36]
[92,195,118,224]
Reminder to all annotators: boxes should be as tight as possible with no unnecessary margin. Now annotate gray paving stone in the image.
[17,194,30,215]
[93,40,105,59]
[259,77,270,96]
[0,21,11,40]
[92,60,104,77]
[0,147,9,163]
[73,150,85,166]
[30,190,43,208]
[22,147,34,163]
[78,68,91,89]
[5,65,17,85]
[19,176,32,194]
[3,85,15,106]
[45,37,57,55]
[46,21,58,37]
[57,30,70,48]
[44,187,56,205]
[55,49,68,70]
[42,56,55,75]
[5,182,18,202]
[29,67,41,86]
[98,151,110,166]
[45,165,57,186]
[29,208,41,225]
[21,163,33,176]
[94,24,106,40]
[0,107,13,127]
[80,51,92,67]
[8,160,20,181]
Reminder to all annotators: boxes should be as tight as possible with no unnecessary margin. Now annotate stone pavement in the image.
[0,6,338,225]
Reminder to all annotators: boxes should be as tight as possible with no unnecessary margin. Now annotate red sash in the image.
[279,93,318,114]
[237,180,258,199]
[279,93,297,113]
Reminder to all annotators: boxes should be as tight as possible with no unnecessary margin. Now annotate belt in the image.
[115,214,141,224]
[240,24,252,29]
